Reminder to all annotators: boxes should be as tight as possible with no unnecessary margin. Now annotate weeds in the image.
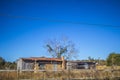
[0,70,120,80]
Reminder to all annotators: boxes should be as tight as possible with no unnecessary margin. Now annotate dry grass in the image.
[0,69,120,80]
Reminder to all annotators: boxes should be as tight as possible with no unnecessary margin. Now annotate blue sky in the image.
[0,0,120,62]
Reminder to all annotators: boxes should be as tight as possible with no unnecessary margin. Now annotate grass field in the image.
[0,69,120,80]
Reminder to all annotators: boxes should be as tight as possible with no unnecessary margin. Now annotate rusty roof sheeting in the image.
[21,57,62,62]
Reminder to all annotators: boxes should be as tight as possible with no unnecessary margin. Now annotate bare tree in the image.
[45,37,78,60]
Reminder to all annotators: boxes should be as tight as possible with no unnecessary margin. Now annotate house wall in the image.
[17,59,22,70]
[45,64,53,70]
[17,58,96,71]
[17,59,35,71]
[66,61,96,70]
[22,61,34,70]
[17,59,63,71]
[45,64,62,70]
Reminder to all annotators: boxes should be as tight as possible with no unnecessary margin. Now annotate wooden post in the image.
[43,70,46,80]
[17,69,19,80]
[34,59,39,73]
[7,70,9,80]
[61,56,65,70]
[68,69,70,80]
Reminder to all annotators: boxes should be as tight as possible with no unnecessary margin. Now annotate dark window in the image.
[39,64,45,70]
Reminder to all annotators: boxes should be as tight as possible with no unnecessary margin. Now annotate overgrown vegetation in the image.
[0,70,120,80]
[0,57,16,70]
[107,53,120,66]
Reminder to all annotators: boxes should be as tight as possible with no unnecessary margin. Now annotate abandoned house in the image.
[17,57,96,71]
[17,57,66,71]
[67,61,96,70]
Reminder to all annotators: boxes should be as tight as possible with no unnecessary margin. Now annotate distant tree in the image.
[107,53,120,66]
[0,57,5,69]
[4,61,17,70]
[45,37,78,60]
[4,61,11,69]
[10,62,17,69]
[87,56,106,65]
[0,56,17,70]
[88,56,95,62]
